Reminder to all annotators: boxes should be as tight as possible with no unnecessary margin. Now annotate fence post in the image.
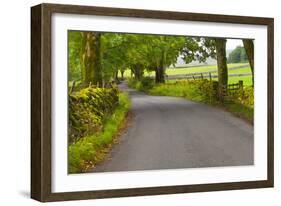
[209,72,212,81]
[201,73,203,80]
[238,80,243,89]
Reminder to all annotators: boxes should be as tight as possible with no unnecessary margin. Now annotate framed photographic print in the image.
[31,3,274,202]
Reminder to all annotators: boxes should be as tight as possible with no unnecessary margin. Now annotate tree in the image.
[228,46,248,63]
[91,33,103,86]
[187,37,228,100]
[182,37,216,64]
[242,39,254,84]
[101,33,129,82]
[68,31,83,82]
[80,32,103,87]
[144,35,186,83]
[215,38,228,99]
[124,34,149,80]
[69,31,103,86]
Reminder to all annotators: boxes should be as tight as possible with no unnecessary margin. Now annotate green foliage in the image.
[68,30,222,84]
[101,33,131,81]
[68,92,131,173]
[68,31,83,81]
[127,78,138,88]
[143,35,186,68]
[69,86,119,143]
[128,77,155,92]
[223,86,254,122]
[149,80,217,104]
[227,86,254,107]
[228,46,248,63]
[182,37,216,63]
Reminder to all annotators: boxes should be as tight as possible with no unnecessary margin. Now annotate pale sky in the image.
[226,39,243,50]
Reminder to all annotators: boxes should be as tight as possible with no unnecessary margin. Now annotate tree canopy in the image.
[68,31,231,90]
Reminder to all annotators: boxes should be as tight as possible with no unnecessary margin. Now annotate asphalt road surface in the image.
[92,82,253,172]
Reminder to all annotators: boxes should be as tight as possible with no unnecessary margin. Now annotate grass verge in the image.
[223,101,253,123]
[68,92,131,173]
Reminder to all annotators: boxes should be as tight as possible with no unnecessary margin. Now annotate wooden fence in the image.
[164,72,252,81]
[219,80,244,97]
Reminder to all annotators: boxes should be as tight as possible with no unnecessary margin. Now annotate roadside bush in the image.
[127,78,137,88]
[228,86,254,107]
[127,77,154,92]
[137,77,154,91]
[223,86,254,122]
[69,86,119,143]
[149,80,216,104]
[184,80,217,103]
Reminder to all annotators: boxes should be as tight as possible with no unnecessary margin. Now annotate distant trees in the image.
[227,41,254,84]
[228,46,248,63]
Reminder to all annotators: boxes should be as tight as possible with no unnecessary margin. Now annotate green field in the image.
[165,63,249,75]
[228,67,251,74]
[120,63,253,86]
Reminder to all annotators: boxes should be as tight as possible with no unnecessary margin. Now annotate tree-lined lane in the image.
[92,82,253,172]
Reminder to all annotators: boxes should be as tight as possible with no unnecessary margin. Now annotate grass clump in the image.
[68,92,131,173]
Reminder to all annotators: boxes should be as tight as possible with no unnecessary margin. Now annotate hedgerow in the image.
[68,90,131,173]
[68,86,119,143]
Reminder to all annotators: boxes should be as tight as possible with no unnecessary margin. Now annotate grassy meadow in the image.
[120,63,253,86]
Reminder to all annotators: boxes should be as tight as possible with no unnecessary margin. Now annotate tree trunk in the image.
[121,70,124,80]
[91,33,103,86]
[155,66,165,83]
[155,51,166,83]
[133,64,143,81]
[215,39,228,100]
[81,32,103,87]
[155,67,159,83]
[115,70,119,83]
[80,32,87,87]
[243,39,254,85]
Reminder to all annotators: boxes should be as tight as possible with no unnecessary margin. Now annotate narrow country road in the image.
[92,82,253,172]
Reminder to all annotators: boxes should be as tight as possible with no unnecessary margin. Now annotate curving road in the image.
[92,82,253,172]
